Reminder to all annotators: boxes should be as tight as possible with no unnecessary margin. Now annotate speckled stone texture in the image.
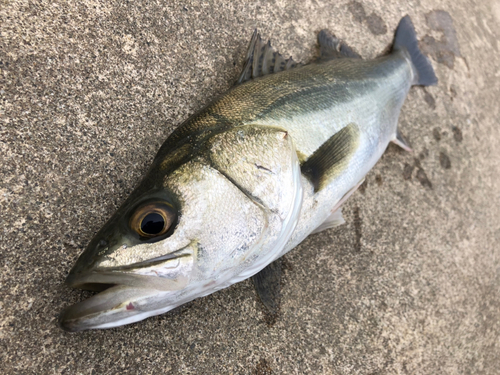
[1,0,499,373]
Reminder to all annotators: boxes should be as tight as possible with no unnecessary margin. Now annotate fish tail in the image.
[393,15,438,86]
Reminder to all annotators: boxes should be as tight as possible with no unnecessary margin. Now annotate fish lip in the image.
[58,284,162,332]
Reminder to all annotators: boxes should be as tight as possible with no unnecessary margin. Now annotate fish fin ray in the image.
[393,16,438,86]
[392,128,412,152]
[311,208,345,234]
[301,123,360,192]
[317,29,362,61]
[237,30,299,85]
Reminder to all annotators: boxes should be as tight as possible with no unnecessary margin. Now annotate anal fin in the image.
[392,128,412,152]
[301,123,360,192]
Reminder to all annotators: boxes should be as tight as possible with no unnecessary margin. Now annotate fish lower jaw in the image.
[58,284,183,332]
[58,276,230,332]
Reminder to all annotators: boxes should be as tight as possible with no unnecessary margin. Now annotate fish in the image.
[59,16,437,331]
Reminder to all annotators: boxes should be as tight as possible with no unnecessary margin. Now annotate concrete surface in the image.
[1,0,499,373]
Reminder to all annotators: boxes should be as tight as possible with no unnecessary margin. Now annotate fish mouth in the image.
[59,283,167,332]
[60,250,195,332]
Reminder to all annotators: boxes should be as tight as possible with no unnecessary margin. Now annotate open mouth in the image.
[59,272,190,332]
[60,251,195,332]
[59,281,165,332]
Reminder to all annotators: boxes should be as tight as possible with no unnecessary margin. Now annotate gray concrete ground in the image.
[1,0,499,373]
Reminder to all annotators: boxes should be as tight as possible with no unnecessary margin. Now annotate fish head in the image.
[60,125,301,332]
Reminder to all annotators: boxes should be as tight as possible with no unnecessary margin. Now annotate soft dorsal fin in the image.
[236,30,299,85]
[301,123,360,192]
[317,29,361,61]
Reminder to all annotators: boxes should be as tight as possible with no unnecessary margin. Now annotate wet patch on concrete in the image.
[365,13,387,36]
[452,126,463,142]
[416,168,433,189]
[433,128,442,141]
[358,179,368,194]
[419,147,429,160]
[375,174,383,186]
[403,163,415,180]
[254,358,273,375]
[348,1,387,35]
[420,10,461,69]
[439,152,451,169]
[449,85,458,100]
[353,206,362,252]
[348,1,365,23]
[423,89,436,109]
[403,155,433,188]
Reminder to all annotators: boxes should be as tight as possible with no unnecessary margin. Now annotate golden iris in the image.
[130,202,176,238]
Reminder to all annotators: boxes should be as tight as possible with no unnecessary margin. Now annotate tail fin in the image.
[393,15,438,86]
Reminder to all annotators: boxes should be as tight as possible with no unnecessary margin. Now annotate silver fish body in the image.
[60,16,437,331]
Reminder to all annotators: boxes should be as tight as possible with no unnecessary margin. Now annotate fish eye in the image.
[130,202,176,239]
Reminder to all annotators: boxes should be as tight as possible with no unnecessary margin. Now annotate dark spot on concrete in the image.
[348,1,366,23]
[254,358,273,375]
[423,89,436,109]
[416,168,433,189]
[450,85,458,99]
[452,126,463,142]
[375,174,383,186]
[358,179,368,194]
[403,163,414,180]
[419,148,429,160]
[365,13,387,35]
[280,255,293,272]
[347,1,386,35]
[420,35,456,68]
[439,152,451,169]
[414,157,422,169]
[433,128,442,141]
[420,10,461,69]
[353,206,362,252]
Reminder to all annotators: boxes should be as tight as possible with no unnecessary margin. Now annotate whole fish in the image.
[60,16,437,331]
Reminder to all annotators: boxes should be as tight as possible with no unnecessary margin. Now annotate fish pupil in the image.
[141,213,165,235]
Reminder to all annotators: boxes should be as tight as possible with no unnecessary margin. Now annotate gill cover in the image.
[61,124,303,331]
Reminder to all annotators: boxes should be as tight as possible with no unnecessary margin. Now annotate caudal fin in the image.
[393,15,438,86]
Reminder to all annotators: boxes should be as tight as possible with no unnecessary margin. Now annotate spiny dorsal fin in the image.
[301,123,360,192]
[236,30,299,85]
[317,29,362,61]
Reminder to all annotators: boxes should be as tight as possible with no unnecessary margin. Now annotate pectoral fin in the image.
[301,123,360,192]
